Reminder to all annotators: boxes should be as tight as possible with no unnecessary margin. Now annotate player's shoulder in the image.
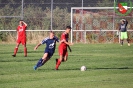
[43,37,50,41]
[17,25,21,28]
[41,37,49,44]
[53,36,58,39]
[54,36,59,41]
[62,32,67,36]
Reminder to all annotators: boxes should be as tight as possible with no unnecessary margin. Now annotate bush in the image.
[0,32,8,41]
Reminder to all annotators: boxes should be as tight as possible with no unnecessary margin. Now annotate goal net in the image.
[71,7,133,43]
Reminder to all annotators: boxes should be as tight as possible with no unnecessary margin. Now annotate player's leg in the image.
[23,44,27,57]
[22,38,27,57]
[12,42,20,57]
[120,39,123,46]
[55,46,64,70]
[55,47,67,70]
[125,32,130,46]
[55,55,63,70]
[127,38,130,46]
[63,51,68,62]
[34,53,50,70]
[55,53,68,70]
[120,32,124,46]
[41,53,51,65]
[61,49,68,62]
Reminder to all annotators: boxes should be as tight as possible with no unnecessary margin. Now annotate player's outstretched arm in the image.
[34,43,41,50]
[59,39,65,44]
[60,39,74,46]
[64,40,74,46]
[69,42,74,46]
[68,45,72,52]
[66,42,74,52]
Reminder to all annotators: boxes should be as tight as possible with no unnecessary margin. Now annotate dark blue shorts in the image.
[44,50,54,58]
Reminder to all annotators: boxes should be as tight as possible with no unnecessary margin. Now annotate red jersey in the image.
[59,32,69,48]
[17,25,27,38]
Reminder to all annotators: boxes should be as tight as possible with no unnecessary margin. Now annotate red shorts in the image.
[59,45,68,57]
[17,37,26,45]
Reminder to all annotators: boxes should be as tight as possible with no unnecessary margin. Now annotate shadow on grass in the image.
[27,51,43,53]
[0,58,38,62]
[93,67,131,69]
[0,50,43,54]
[38,67,133,71]
[64,67,133,70]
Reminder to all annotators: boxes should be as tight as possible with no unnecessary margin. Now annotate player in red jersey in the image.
[55,26,73,70]
[12,20,27,57]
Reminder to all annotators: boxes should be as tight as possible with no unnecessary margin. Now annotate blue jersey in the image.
[41,36,59,57]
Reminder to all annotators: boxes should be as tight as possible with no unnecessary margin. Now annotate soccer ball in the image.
[80,66,87,71]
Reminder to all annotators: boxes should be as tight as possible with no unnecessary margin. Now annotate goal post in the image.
[71,7,133,43]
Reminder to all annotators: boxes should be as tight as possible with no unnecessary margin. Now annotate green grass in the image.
[0,44,133,88]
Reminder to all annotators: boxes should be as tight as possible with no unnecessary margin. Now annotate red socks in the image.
[24,47,27,57]
[14,47,18,55]
[13,47,27,57]
[55,59,61,70]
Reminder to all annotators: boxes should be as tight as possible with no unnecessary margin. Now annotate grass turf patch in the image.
[0,44,133,88]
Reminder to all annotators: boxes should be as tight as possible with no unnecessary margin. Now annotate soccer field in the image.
[0,44,133,88]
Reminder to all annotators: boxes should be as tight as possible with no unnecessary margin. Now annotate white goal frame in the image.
[70,7,133,43]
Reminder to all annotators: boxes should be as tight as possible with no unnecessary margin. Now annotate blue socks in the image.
[36,58,43,68]
[34,58,46,70]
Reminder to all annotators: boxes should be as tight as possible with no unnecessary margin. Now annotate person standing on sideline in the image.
[55,26,74,70]
[119,19,130,46]
[12,20,27,57]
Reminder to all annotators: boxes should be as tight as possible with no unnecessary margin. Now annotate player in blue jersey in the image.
[33,31,59,70]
